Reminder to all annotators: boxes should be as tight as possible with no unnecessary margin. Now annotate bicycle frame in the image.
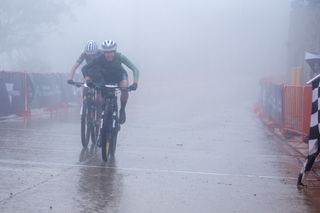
[69,81,130,161]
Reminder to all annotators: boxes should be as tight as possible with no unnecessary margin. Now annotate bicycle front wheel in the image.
[101,106,113,162]
[110,126,119,157]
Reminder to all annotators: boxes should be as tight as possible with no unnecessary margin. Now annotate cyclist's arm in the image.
[68,53,86,80]
[118,53,140,83]
[68,63,80,80]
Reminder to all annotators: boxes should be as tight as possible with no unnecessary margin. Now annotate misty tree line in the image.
[0,0,82,71]
[0,0,67,55]
[288,0,320,73]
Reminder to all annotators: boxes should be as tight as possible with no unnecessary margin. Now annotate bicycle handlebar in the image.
[68,81,133,91]
[68,81,85,87]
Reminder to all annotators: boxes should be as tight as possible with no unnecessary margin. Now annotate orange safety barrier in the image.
[0,71,81,118]
[282,85,312,136]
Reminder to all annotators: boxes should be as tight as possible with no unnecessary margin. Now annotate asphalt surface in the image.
[0,74,320,213]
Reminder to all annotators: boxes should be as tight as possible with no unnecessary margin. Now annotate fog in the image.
[39,0,290,84]
[2,0,292,100]
[4,2,320,211]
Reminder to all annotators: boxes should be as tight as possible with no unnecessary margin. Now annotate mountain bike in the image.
[70,81,133,161]
[97,84,132,162]
[69,81,100,148]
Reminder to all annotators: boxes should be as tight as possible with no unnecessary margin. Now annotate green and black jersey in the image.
[116,53,139,82]
[85,52,139,83]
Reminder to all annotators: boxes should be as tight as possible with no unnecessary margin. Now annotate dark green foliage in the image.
[0,0,69,55]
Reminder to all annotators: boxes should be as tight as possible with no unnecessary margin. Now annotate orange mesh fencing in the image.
[283,85,312,136]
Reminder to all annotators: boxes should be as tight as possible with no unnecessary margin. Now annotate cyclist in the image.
[84,40,139,124]
[67,40,102,84]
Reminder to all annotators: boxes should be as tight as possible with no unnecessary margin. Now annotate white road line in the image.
[0,159,298,181]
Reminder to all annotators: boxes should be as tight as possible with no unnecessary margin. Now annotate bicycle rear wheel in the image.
[91,125,97,145]
[90,107,98,145]
[81,101,90,148]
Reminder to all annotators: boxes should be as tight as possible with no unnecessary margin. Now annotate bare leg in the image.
[119,80,129,110]
[119,80,129,124]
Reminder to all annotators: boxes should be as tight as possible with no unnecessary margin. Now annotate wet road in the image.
[1,74,320,213]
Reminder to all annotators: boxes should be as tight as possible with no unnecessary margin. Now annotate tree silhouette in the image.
[0,0,68,56]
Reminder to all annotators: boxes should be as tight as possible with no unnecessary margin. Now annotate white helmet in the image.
[101,40,117,52]
[84,40,98,55]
